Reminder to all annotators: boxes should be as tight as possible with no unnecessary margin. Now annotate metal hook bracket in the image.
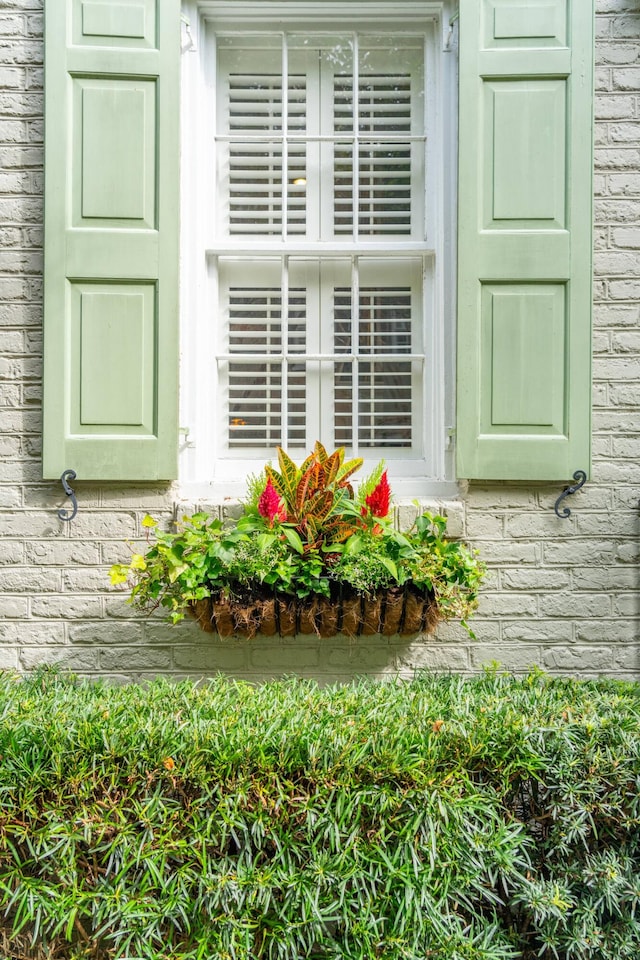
[58,469,78,522]
[554,470,587,519]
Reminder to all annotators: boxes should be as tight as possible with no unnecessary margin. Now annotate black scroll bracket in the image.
[554,470,587,520]
[58,469,78,522]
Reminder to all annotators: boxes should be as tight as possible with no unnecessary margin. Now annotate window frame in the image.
[180,0,459,498]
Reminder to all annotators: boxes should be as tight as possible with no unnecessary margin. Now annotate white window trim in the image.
[179,0,459,499]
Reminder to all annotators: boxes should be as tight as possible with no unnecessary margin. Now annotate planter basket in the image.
[189,585,439,639]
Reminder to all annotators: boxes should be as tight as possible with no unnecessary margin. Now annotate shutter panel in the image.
[456,0,594,480]
[42,0,180,480]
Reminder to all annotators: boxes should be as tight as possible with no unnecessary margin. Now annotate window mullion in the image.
[281,255,289,449]
[281,32,289,242]
[352,31,359,245]
[351,255,359,458]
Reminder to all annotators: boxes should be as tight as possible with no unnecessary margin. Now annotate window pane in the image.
[334,285,414,448]
[218,40,308,237]
[226,286,307,448]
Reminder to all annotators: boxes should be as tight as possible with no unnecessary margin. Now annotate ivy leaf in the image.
[109,565,129,586]
[141,514,157,529]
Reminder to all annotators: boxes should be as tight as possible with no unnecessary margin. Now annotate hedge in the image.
[0,669,638,960]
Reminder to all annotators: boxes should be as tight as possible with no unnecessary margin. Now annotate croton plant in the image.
[111,443,484,637]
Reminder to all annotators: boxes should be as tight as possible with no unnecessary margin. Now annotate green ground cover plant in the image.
[0,669,638,960]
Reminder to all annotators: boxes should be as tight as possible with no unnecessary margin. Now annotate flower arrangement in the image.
[111,443,484,638]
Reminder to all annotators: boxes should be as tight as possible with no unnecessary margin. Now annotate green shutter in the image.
[43,0,180,480]
[456,0,593,480]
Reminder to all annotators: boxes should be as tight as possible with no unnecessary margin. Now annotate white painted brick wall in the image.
[0,0,638,683]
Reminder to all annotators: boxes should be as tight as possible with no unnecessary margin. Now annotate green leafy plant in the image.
[111,443,485,634]
[1,669,640,960]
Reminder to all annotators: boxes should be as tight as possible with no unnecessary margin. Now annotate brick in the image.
[543,541,615,565]
[144,622,199,644]
[540,592,612,619]
[617,542,640,563]
[608,174,640,197]
[595,96,637,119]
[465,513,505,539]
[576,512,637,536]
[501,570,570,591]
[504,513,579,539]
[613,594,640,616]
[69,622,145,645]
[502,620,571,642]
[0,597,27,617]
[0,646,18,670]
[326,642,393,669]
[172,644,249,671]
[61,568,112,593]
[101,540,149,565]
[24,540,101,565]
[104,598,137,620]
[469,644,543,672]
[613,646,640,670]
[573,567,639,590]
[609,122,640,142]
[0,622,65,645]
[543,646,612,672]
[479,541,539,565]
[466,486,537,508]
[477,593,539,617]
[611,330,640,351]
[102,485,175,511]
[0,512,64,538]
[612,226,640,248]
[596,39,640,64]
[250,645,320,669]
[19,646,99,672]
[30,596,103,619]
[609,383,640,405]
[67,512,138,539]
[100,647,172,672]
[595,199,640,222]
[592,434,612,458]
[0,540,23,564]
[2,568,61,592]
[594,252,640,276]
[596,304,640,326]
[612,436,640,457]
[395,643,469,671]
[575,620,639,643]
[612,15,640,38]
[591,461,640,484]
[612,67,640,90]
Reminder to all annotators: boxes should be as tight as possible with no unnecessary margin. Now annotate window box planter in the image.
[111,444,484,638]
[189,583,439,639]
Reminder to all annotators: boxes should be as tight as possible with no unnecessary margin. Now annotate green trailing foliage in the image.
[0,669,639,959]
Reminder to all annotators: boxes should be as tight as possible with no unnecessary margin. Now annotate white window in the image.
[181,2,457,496]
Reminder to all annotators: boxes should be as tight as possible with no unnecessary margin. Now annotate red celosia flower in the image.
[365,470,390,518]
[258,478,287,525]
